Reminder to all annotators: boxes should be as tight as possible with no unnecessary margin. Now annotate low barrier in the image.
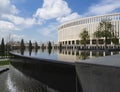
[9,52,82,92]
[76,54,120,92]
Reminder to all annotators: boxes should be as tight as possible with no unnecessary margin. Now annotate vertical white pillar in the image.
[90,51,92,58]
[103,51,106,56]
[90,38,92,46]
[111,52,113,55]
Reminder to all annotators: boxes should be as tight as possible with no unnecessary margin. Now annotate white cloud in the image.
[0,0,42,31]
[0,21,19,31]
[34,0,82,23]
[86,0,120,15]
[0,0,19,15]
[2,14,38,27]
[0,0,24,33]
[57,12,81,23]
[37,23,58,42]
[38,23,58,36]
[35,0,71,20]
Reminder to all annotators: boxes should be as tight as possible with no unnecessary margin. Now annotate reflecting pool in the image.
[13,49,120,62]
[6,48,120,92]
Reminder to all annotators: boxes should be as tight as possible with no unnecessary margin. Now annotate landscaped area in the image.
[0,60,10,66]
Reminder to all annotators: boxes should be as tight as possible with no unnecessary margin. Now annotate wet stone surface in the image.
[0,65,60,92]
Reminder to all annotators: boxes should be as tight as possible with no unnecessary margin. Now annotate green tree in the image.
[1,38,5,52]
[80,28,90,47]
[111,30,119,45]
[48,41,52,49]
[35,41,38,54]
[35,41,38,49]
[112,37,119,45]
[59,42,62,49]
[93,28,103,48]
[20,39,25,50]
[80,51,89,60]
[97,19,113,48]
[29,40,32,50]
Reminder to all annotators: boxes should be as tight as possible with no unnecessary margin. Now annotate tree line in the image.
[0,37,56,51]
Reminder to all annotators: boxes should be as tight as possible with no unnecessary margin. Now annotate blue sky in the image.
[0,0,120,43]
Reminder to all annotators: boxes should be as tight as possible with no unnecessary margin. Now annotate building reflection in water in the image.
[17,48,120,62]
[20,49,25,55]
[35,48,38,55]
[58,49,120,61]
[22,49,120,62]
[29,48,32,56]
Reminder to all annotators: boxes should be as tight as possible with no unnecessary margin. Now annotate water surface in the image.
[13,49,120,62]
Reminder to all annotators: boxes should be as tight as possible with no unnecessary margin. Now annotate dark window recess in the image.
[76,40,79,45]
[65,41,67,45]
[72,51,74,55]
[68,41,71,45]
[92,40,96,44]
[106,39,111,44]
[68,51,71,55]
[72,41,75,45]
[99,39,104,44]
[63,42,64,45]
[87,40,90,44]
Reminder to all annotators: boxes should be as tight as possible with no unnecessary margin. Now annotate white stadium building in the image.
[58,13,120,48]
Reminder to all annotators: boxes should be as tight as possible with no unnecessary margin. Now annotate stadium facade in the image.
[58,13,120,48]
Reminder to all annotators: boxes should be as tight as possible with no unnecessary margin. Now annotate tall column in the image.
[103,51,106,56]
[119,39,120,45]
[75,40,76,45]
[111,52,113,55]
[90,38,92,46]
[90,51,92,58]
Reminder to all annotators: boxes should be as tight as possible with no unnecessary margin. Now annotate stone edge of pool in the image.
[76,54,120,92]
[9,51,77,92]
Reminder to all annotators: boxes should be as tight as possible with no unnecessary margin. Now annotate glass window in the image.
[88,19,89,23]
[76,40,79,45]
[119,16,120,20]
[92,40,96,44]
[81,20,83,24]
[117,16,119,20]
[68,41,71,45]
[99,39,104,44]
[84,19,86,24]
[65,41,67,45]
[83,20,85,24]
[63,41,64,45]
[94,18,96,22]
[89,18,91,23]
[79,20,81,24]
[72,41,75,45]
